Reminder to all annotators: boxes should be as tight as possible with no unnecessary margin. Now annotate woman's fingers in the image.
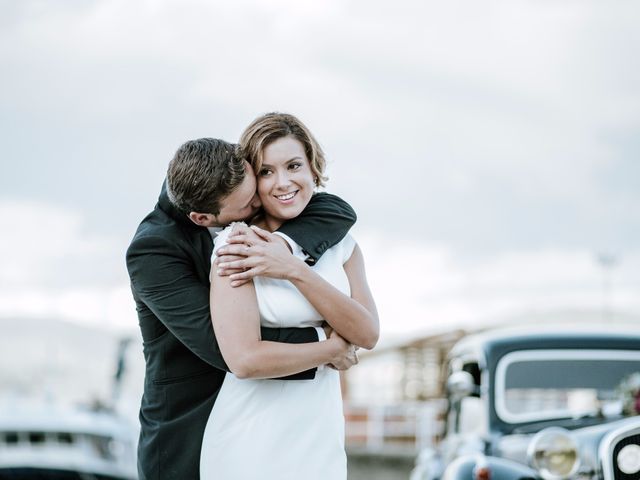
[250,225,274,242]
[216,244,255,257]
[229,268,259,285]
[226,234,248,244]
[216,253,245,265]
[228,225,263,245]
[218,258,254,271]
[226,232,259,245]
[223,226,275,254]
[229,223,251,235]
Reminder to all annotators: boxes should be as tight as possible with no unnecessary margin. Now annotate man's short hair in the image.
[166,138,246,215]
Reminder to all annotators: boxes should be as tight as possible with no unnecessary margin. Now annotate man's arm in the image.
[126,234,321,378]
[276,192,356,263]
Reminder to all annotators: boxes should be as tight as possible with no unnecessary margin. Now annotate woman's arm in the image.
[287,244,379,350]
[216,227,379,350]
[210,269,351,379]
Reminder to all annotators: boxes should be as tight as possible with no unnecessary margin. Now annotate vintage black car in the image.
[410,325,640,480]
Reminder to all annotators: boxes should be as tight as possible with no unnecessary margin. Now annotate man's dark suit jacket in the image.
[126,182,356,480]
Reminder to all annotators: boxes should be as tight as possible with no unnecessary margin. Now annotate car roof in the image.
[448,323,640,362]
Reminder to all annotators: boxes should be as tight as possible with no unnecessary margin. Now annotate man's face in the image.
[213,162,262,226]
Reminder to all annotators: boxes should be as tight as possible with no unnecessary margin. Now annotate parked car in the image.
[410,325,640,480]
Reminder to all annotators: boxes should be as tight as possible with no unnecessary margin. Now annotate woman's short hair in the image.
[167,138,246,215]
[239,112,327,187]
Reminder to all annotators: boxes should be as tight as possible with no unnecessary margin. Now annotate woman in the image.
[200,113,379,479]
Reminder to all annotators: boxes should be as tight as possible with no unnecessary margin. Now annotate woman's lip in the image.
[274,190,299,201]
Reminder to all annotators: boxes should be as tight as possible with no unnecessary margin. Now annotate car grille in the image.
[601,423,640,480]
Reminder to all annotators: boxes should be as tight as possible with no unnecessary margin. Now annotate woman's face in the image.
[257,135,315,227]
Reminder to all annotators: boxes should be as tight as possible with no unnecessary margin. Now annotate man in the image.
[126,138,357,479]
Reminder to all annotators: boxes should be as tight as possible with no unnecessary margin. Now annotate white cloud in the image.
[0,197,637,337]
[356,228,640,339]
[0,201,113,285]
[0,0,638,336]
[0,200,136,331]
[0,285,137,331]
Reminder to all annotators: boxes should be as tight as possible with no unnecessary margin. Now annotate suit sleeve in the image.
[126,234,318,379]
[277,192,357,263]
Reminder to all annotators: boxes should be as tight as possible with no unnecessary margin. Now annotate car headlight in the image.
[527,427,580,480]
[617,444,640,475]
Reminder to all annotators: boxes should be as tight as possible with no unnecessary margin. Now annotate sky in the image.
[1,0,639,341]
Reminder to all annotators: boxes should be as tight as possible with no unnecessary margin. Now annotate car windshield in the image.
[494,349,640,424]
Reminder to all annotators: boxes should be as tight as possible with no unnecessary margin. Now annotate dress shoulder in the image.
[339,233,357,264]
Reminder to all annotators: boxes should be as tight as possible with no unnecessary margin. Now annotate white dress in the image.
[200,226,356,480]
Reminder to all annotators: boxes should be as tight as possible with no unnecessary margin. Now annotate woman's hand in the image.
[216,225,305,287]
[326,329,359,370]
[215,224,264,279]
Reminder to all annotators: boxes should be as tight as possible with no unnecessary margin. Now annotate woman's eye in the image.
[289,162,302,171]
[259,169,272,176]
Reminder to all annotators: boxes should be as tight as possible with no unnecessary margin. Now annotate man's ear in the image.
[188,212,216,227]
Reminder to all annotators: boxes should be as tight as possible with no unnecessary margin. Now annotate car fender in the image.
[442,454,540,480]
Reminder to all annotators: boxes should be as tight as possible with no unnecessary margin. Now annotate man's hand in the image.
[326,330,358,371]
[216,225,304,287]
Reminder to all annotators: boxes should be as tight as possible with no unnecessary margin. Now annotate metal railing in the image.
[344,400,446,453]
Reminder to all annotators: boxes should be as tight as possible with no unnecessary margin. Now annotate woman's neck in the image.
[251,214,283,233]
